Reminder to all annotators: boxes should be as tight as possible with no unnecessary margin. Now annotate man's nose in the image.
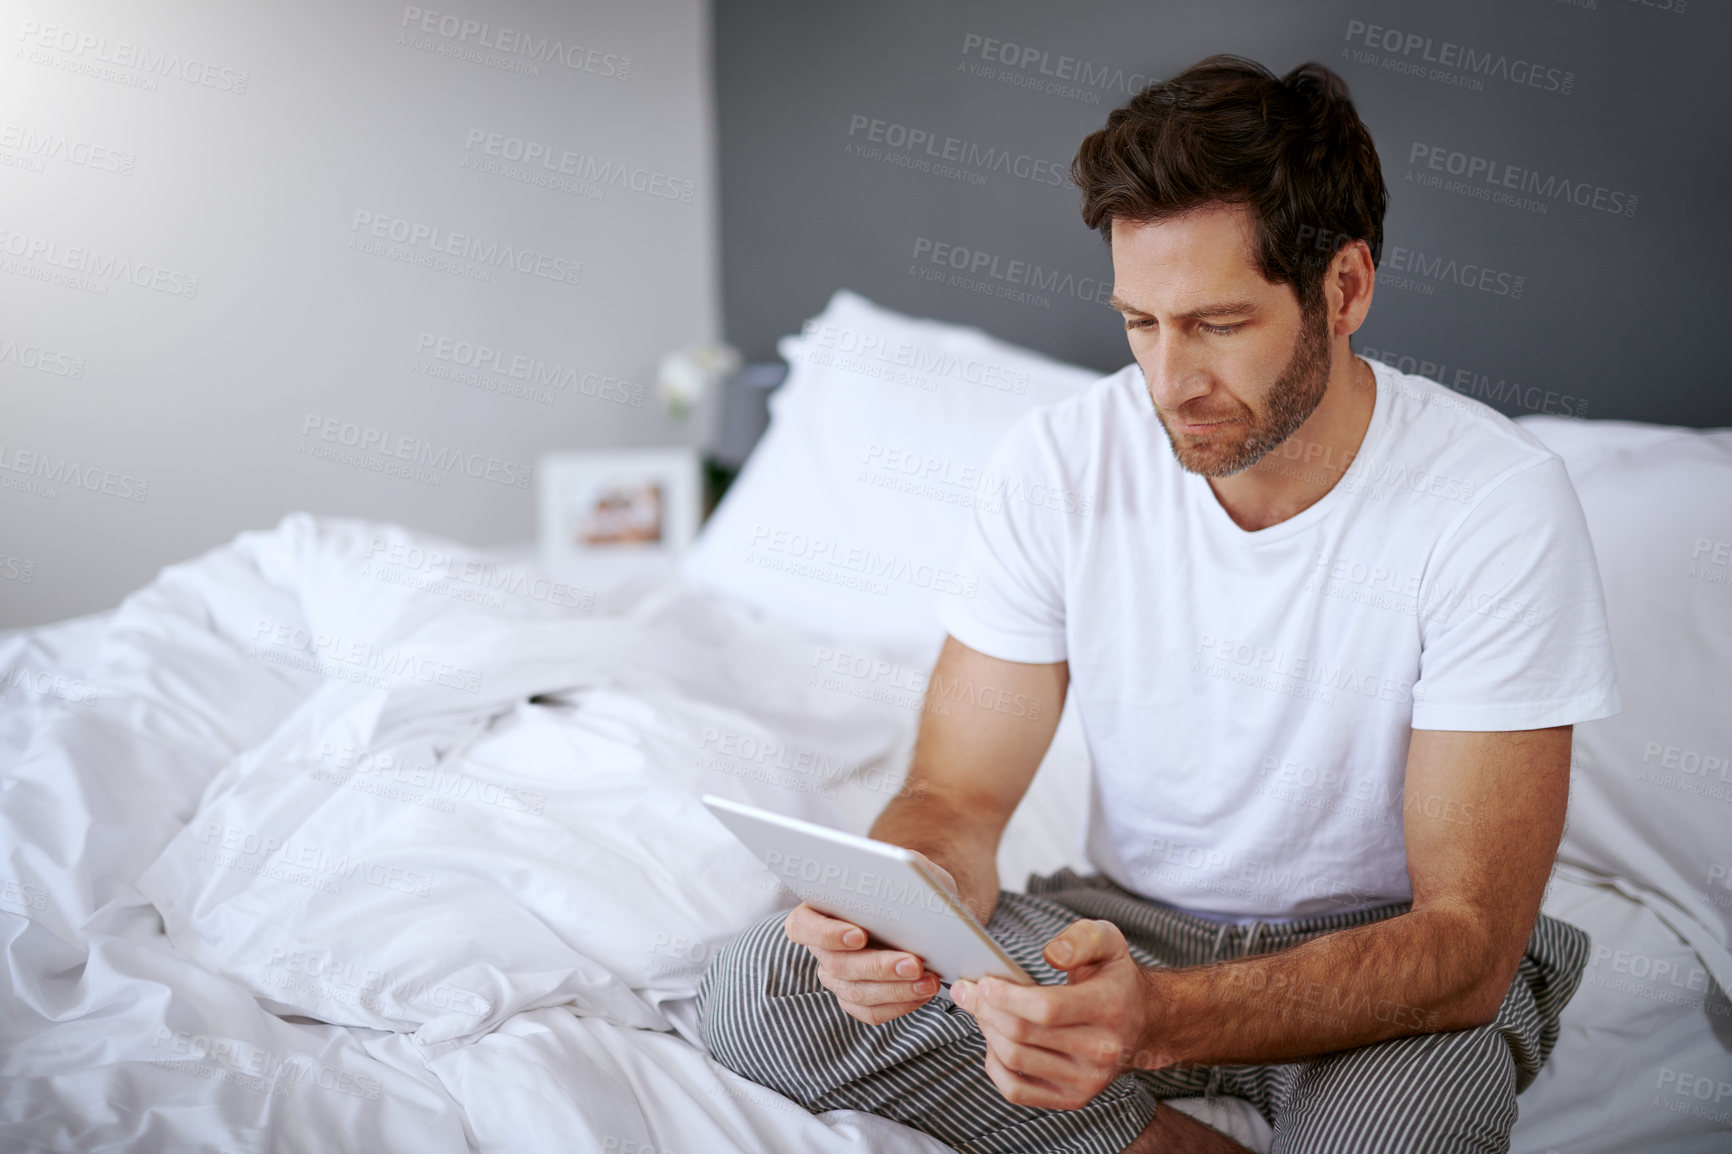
[1140,335,1212,409]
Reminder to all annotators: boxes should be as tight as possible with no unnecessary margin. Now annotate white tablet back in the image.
[703,795,1033,985]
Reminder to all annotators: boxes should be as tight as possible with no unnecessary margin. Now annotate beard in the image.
[1153,301,1333,478]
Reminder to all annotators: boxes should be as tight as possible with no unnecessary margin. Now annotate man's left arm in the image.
[950,725,1571,1111]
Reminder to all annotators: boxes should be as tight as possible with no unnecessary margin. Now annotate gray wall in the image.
[715,0,1729,429]
[1,0,719,628]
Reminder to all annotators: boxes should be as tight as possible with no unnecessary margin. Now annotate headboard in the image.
[714,0,1730,431]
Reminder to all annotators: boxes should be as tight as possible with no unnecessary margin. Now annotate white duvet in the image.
[0,514,960,1154]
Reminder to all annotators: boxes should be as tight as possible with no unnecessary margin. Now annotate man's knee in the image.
[696,910,816,1080]
[1276,1024,1516,1153]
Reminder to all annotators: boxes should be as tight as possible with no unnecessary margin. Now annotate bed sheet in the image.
[2,886,473,1153]
[0,611,111,782]
[1513,872,1732,1151]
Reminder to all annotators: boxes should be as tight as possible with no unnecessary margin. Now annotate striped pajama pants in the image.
[695,868,1588,1154]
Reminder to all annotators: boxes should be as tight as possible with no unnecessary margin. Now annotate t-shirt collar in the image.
[1162,354,1389,544]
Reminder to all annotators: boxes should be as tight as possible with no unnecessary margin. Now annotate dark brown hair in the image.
[1072,55,1387,314]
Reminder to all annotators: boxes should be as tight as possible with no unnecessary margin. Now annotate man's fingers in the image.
[840,998,930,1026]
[964,974,1103,1030]
[787,903,945,1026]
[784,904,868,950]
[822,973,942,1007]
[785,907,928,978]
[1043,918,1126,972]
[979,1024,1086,1085]
[813,946,928,984]
[981,1048,1084,1111]
[969,993,1105,1069]
[959,981,1040,1042]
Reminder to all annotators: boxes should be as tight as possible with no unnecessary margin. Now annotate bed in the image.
[2,289,1727,1152]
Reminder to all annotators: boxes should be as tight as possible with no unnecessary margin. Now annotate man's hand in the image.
[783,850,959,1026]
[950,919,1161,1110]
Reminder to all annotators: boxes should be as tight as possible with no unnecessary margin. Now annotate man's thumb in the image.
[1044,919,1114,969]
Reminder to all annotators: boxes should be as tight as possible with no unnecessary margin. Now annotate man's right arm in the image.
[869,635,1070,923]
[784,634,1069,1023]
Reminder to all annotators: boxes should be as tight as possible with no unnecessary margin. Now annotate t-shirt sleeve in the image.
[936,412,1071,663]
[1410,454,1621,730]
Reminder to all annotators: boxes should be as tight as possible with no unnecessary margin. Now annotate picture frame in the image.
[537,447,703,575]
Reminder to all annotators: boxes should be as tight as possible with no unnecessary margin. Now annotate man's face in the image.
[1109,205,1332,478]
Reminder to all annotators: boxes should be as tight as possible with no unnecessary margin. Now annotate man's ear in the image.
[1330,238,1376,337]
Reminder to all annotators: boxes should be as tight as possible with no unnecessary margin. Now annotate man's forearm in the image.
[868,791,1003,923]
[1135,905,1515,1069]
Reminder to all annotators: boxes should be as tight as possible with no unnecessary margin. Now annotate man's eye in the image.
[1124,319,1241,334]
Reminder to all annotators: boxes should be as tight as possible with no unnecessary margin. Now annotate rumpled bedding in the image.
[0,513,956,1154]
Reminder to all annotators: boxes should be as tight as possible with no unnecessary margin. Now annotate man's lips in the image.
[1168,416,1238,434]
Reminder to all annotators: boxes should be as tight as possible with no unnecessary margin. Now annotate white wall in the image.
[0,0,719,627]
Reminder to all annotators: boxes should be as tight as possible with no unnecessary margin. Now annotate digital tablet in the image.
[702,795,1033,986]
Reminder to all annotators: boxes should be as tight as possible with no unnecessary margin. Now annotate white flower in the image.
[656,344,742,420]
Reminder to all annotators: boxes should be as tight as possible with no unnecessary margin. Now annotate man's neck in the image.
[1205,350,1377,532]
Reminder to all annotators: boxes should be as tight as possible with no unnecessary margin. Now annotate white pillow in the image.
[1516,416,1732,963]
[682,289,1103,652]
[1512,870,1732,1153]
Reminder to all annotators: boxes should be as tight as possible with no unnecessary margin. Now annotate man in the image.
[697,54,1618,1153]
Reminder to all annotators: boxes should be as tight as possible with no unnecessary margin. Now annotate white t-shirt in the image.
[938,356,1621,920]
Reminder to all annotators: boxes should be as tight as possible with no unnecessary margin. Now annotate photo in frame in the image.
[537,447,703,574]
